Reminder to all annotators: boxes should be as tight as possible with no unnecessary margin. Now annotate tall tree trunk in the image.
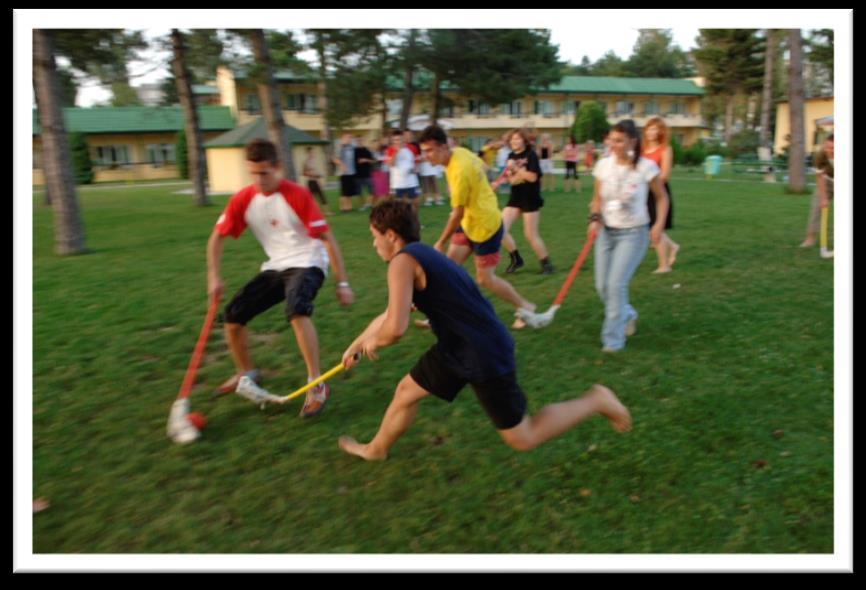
[380,91,388,137]
[430,73,441,127]
[759,29,776,153]
[33,29,86,255]
[787,29,807,192]
[249,29,295,181]
[746,93,758,130]
[399,30,417,131]
[315,37,334,176]
[170,29,209,206]
[724,96,735,143]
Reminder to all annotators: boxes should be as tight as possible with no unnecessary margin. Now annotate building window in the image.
[468,100,492,116]
[535,100,555,116]
[668,101,685,115]
[244,93,261,114]
[93,145,130,167]
[643,101,659,116]
[467,136,485,153]
[146,144,176,167]
[286,93,318,113]
[499,101,522,116]
[562,100,581,115]
[615,101,634,116]
[386,99,403,118]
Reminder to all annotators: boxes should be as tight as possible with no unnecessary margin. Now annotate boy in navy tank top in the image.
[338,201,631,461]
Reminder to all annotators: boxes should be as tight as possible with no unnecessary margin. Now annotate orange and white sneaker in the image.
[300,382,330,418]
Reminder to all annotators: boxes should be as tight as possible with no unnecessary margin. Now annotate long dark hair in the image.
[612,119,641,168]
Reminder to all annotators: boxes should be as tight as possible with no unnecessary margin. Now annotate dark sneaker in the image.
[541,260,555,275]
[300,382,330,417]
[506,253,524,274]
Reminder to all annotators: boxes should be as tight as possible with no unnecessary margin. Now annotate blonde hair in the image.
[643,117,669,147]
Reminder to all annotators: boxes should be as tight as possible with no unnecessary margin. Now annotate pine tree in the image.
[68,132,94,185]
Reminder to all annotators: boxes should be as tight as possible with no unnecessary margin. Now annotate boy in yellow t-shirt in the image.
[418,125,539,328]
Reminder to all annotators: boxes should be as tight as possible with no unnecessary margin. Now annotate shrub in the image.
[68,132,94,185]
[727,129,761,159]
[175,129,188,180]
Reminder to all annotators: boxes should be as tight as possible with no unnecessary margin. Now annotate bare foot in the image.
[338,435,388,461]
[652,267,672,274]
[668,243,680,267]
[588,384,632,433]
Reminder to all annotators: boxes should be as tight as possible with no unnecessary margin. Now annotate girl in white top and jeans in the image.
[588,120,669,352]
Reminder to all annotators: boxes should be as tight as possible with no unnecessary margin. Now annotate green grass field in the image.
[31,171,834,554]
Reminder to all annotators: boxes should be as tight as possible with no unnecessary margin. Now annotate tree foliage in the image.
[626,30,694,78]
[571,102,610,143]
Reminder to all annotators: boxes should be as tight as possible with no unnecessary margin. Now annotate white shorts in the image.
[540,159,554,174]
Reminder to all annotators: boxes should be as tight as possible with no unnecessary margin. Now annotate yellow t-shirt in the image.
[445,147,502,243]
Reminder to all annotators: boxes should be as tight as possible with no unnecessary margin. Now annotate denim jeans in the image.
[594,225,649,350]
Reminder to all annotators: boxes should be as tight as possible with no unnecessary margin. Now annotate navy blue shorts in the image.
[223,267,325,325]
[410,345,527,430]
[395,187,419,200]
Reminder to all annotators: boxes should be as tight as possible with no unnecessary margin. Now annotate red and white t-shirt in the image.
[215,179,330,273]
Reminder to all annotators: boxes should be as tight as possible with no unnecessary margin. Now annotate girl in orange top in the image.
[641,117,680,273]
[583,139,595,172]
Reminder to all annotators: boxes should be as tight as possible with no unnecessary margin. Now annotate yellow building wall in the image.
[33,131,228,185]
[774,97,833,156]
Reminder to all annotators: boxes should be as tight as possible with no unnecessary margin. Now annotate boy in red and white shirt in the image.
[207,139,354,417]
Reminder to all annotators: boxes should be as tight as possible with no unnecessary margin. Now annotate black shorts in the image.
[506,192,544,213]
[340,175,359,197]
[306,180,327,205]
[564,161,579,179]
[647,181,673,229]
[223,267,325,326]
[409,345,527,430]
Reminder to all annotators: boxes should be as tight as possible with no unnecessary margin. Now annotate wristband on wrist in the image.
[337,281,351,288]
[588,212,602,224]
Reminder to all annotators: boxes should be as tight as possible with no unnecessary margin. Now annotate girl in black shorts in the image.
[502,128,554,275]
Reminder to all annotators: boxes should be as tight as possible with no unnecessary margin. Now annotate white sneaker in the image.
[167,399,201,444]
[236,376,280,405]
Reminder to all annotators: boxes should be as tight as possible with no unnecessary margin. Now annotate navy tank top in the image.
[398,242,515,380]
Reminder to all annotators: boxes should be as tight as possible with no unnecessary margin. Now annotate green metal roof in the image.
[544,76,704,96]
[32,106,235,136]
[384,71,703,96]
[204,118,328,148]
[230,68,314,83]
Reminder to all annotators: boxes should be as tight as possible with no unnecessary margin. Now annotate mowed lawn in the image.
[31,171,834,554]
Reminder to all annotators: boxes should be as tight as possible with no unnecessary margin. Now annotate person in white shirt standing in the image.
[588,120,669,353]
[207,139,355,417]
[388,129,421,214]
